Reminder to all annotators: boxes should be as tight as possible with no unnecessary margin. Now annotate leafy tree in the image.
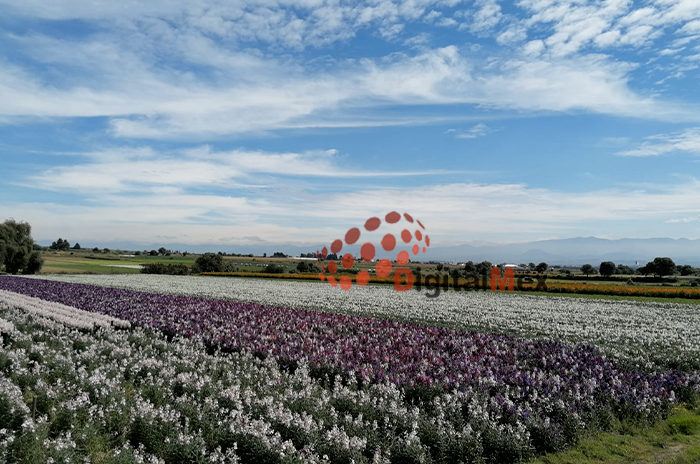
[580,264,594,277]
[102,248,110,254]
[599,261,616,277]
[72,243,81,250]
[535,262,548,274]
[678,265,694,276]
[475,261,492,275]
[436,263,444,272]
[650,257,676,277]
[149,250,158,256]
[0,219,43,274]
[616,264,634,275]
[463,261,476,274]
[50,238,70,251]
[450,268,461,278]
[193,253,224,273]
[92,247,100,253]
[263,263,285,274]
[272,252,287,258]
[158,247,168,255]
[528,262,536,270]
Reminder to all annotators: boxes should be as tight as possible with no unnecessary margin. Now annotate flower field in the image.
[1,275,699,463]
[22,274,700,371]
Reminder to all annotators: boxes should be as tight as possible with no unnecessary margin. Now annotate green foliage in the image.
[580,264,595,277]
[263,263,285,274]
[600,261,616,277]
[295,261,319,273]
[0,219,43,274]
[50,237,71,251]
[193,253,224,273]
[535,262,549,273]
[141,263,191,275]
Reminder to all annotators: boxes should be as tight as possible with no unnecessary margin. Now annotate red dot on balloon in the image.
[415,230,423,241]
[412,244,419,255]
[397,250,409,265]
[361,243,376,262]
[327,275,338,287]
[423,247,426,253]
[401,229,412,243]
[320,262,325,272]
[357,270,370,286]
[365,217,381,231]
[425,236,430,247]
[339,276,352,290]
[404,213,414,223]
[417,220,425,230]
[322,247,328,258]
[342,253,354,269]
[345,228,360,245]
[386,211,401,224]
[328,261,337,274]
[376,259,392,278]
[331,239,343,254]
[319,273,326,281]
[381,234,396,251]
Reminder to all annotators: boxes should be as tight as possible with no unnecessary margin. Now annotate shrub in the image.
[263,264,285,274]
[141,263,191,275]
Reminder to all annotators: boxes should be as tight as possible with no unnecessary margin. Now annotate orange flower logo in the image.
[317,211,430,291]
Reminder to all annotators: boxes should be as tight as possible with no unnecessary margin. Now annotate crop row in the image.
[24,274,700,371]
[0,288,131,331]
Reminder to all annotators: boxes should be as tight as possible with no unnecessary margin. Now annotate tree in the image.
[475,261,492,275]
[535,262,548,274]
[599,261,616,278]
[678,265,694,276]
[50,238,70,251]
[436,263,444,272]
[580,264,594,277]
[92,247,100,253]
[72,243,81,250]
[149,250,158,256]
[616,264,634,275]
[158,247,168,255]
[650,257,676,277]
[0,219,43,274]
[193,253,224,273]
[463,261,476,274]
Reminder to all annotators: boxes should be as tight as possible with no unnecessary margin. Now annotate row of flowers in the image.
[0,288,131,330]
[0,276,697,429]
[24,273,700,372]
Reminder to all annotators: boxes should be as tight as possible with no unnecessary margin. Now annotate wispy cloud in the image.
[447,123,494,139]
[617,127,700,157]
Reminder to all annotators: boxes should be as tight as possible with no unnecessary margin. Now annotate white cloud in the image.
[617,127,700,157]
[665,216,700,223]
[8,177,700,245]
[447,123,493,138]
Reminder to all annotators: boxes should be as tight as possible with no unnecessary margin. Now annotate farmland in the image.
[0,274,699,463]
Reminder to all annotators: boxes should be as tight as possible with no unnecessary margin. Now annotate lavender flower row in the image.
[0,276,695,423]
[0,288,131,330]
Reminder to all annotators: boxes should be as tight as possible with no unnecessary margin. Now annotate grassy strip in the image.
[530,406,700,464]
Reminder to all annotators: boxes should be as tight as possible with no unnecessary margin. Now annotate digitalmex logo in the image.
[316,211,429,291]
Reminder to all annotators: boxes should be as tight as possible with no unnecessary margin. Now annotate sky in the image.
[1,0,700,252]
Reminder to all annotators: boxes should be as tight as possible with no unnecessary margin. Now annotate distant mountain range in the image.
[45,236,700,266]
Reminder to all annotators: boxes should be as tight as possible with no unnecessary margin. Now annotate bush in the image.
[193,253,224,273]
[141,263,190,275]
[263,264,285,274]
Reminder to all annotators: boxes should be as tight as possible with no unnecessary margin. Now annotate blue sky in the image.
[1,0,699,250]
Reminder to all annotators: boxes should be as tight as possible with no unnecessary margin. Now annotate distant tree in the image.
[92,247,100,253]
[616,264,634,275]
[450,268,461,278]
[528,262,536,270]
[273,252,287,258]
[678,265,694,276]
[193,253,224,273]
[436,263,444,272]
[103,248,110,254]
[149,250,158,256]
[263,263,285,274]
[263,253,267,258]
[158,247,168,255]
[475,261,492,275]
[0,219,43,274]
[72,243,81,250]
[599,261,616,277]
[134,251,141,256]
[463,261,476,274]
[535,262,548,274]
[50,238,70,251]
[580,264,595,277]
[650,257,676,277]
